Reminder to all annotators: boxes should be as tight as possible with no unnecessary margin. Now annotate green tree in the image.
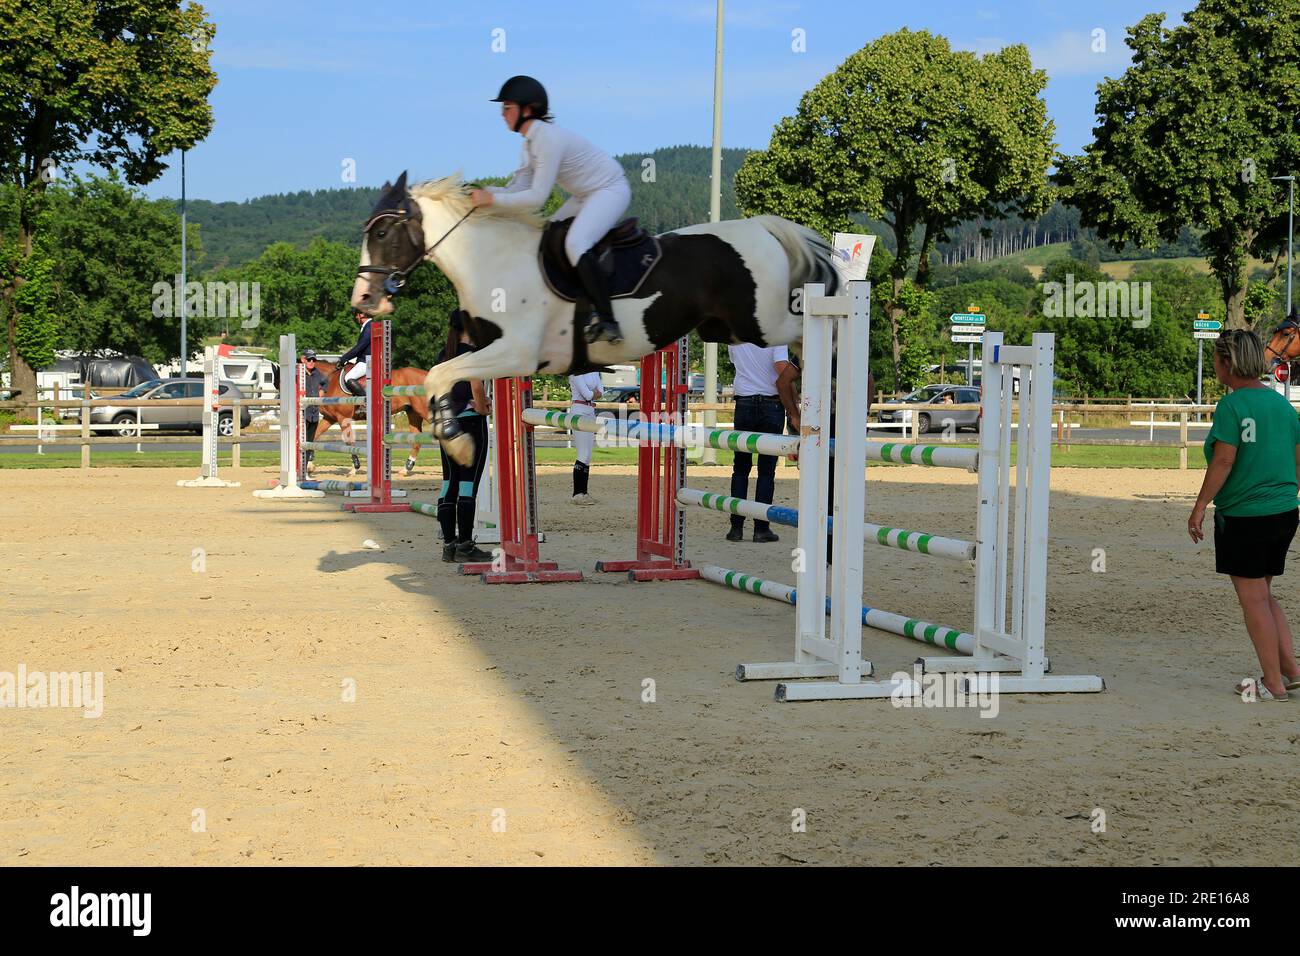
[893,281,934,391]
[213,237,459,371]
[1054,0,1300,328]
[1032,258,1201,397]
[734,29,1055,384]
[37,175,203,364]
[0,0,216,398]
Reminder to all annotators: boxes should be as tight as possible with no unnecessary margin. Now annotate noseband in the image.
[356,197,476,298]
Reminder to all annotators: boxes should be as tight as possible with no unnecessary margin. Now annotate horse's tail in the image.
[753,215,841,299]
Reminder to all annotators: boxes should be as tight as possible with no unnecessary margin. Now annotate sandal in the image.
[1285,675,1300,692]
[1233,677,1291,701]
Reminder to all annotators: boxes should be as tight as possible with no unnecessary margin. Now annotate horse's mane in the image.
[410,175,544,229]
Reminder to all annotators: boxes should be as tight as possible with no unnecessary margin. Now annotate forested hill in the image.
[183,145,751,271]
[182,143,1203,272]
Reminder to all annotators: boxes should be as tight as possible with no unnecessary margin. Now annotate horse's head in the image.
[1265,310,1300,369]
[351,171,426,317]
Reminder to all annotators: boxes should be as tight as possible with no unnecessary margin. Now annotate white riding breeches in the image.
[553,179,633,266]
[568,402,597,463]
[343,361,367,382]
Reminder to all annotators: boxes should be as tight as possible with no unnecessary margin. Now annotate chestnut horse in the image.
[309,359,431,477]
[1264,309,1300,374]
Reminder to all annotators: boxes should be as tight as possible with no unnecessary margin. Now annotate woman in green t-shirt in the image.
[1189,330,1300,700]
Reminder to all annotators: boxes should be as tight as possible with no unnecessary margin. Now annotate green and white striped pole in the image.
[677,488,975,561]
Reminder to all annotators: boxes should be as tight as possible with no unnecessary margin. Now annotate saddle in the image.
[539,217,662,302]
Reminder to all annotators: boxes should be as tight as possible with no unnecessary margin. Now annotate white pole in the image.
[1289,177,1295,319]
[180,149,187,378]
[1197,339,1204,409]
[702,0,724,465]
[252,334,321,498]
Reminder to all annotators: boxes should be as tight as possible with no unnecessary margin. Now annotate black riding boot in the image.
[575,251,621,345]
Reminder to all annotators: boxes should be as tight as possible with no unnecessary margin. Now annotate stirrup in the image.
[584,318,622,345]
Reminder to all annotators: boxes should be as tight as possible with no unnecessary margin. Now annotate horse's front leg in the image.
[425,337,533,467]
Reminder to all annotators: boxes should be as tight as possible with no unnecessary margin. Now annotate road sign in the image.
[951,325,985,336]
[1277,365,1291,383]
[952,333,984,343]
[1193,319,1222,331]
[950,313,985,324]
[1193,331,1220,340]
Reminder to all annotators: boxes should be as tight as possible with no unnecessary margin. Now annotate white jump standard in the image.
[254,333,325,499]
[178,345,241,489]
[718,282,1103,701]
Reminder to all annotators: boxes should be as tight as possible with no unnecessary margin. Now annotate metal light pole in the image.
[702,0,724,465]
[180,149,188,377]
[1272,175,1294,401]
[1272,175,1295,320]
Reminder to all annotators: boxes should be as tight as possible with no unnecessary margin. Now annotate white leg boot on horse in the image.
[339,420,360,475]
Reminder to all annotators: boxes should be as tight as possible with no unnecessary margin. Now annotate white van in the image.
[217,351,278,398]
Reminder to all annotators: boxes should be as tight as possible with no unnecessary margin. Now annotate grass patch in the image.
[0,440,1208,471]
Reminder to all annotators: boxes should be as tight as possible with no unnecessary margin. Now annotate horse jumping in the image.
[349,171,841,466]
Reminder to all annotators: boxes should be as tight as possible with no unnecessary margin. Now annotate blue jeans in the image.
[730,395,786,532]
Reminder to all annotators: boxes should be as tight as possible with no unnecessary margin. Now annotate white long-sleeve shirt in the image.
[568,372,603,403]
[487,121,626,211]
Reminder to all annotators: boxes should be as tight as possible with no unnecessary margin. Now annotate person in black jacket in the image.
[338,312,372,396]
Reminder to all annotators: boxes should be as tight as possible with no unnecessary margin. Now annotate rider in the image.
[339,311,371,398]
[469,75,631,346]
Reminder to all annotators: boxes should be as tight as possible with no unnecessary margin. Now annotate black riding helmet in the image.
[491,75,549,131]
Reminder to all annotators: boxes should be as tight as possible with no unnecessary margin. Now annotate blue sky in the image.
[144,0,1197,203]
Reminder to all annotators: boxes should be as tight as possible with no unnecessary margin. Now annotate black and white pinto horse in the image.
[350,172,840,466]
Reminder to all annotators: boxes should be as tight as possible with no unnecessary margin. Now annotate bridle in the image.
[355,198,425,296]
[355,196,476,297]
[1265,318,1300,367]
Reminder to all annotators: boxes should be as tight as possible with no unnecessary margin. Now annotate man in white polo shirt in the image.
[726,343,800,542]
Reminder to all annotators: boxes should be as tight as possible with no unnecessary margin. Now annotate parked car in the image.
[594,385,643,424]
[878,384,981,435]
[87,378,252,437]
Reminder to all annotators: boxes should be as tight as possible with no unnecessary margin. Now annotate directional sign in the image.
[951,325,985,336]
[950,313,986,324]
[952,333,984,343]
[1193,319,1222,331]
[1194,331,1220,340]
